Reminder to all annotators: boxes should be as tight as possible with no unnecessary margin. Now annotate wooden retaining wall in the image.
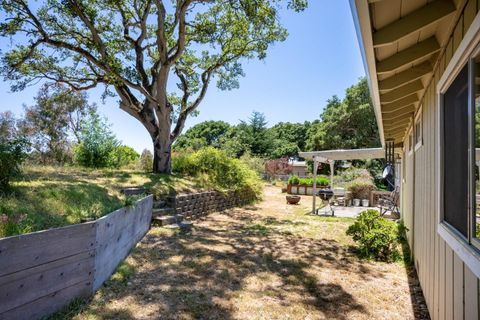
[174,190,255,219]
[0,195,153,320]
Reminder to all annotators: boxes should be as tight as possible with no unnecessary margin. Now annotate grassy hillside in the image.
[0,166,204,237]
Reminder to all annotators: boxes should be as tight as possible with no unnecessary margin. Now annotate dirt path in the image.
[57,185,428,320]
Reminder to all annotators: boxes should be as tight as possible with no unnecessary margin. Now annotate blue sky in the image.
[0,1,365,153]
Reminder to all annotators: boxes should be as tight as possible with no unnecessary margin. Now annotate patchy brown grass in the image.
[54,185,424,320]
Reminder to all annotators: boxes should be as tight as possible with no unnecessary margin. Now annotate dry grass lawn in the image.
[53,185,427,320]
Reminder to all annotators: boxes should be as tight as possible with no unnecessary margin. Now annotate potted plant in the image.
[287,175,300,194]
[348,179,375,207]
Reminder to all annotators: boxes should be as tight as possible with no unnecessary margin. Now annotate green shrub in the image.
[74,112,118,168]
[346,209,407,261]
[289,176,329,187]
[347,179,375,199]
[0,138,29,193]
[138,149,153,172]
[239,152,266,176]
[110,145,139,168]
[172,147,262,199]
[288,175,300,185]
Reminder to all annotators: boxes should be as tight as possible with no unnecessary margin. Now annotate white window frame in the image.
[414,108,423,151]
[436,12,480,279]
[407,127,414,156]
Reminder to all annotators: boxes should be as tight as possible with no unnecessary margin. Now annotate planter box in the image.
[287,184,330,196]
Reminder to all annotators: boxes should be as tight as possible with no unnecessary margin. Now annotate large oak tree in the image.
[0,0,307,173]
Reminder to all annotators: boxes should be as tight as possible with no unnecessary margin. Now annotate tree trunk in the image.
[152,131,172,174]
[150,102,173,174]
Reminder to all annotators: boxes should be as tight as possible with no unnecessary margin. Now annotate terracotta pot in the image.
[286,195,301,205]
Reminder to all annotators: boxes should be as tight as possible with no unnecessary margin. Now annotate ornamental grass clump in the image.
[346,209,407,262]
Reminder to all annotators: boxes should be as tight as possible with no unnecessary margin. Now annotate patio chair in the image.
[377,187,400,217]
[333,188,350,207]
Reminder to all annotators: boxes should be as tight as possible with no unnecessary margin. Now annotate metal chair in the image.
[377,187,400,217]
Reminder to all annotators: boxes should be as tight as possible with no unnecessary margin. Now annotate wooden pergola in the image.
[299,148,385,214]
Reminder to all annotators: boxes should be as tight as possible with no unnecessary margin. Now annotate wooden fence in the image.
[0,195,153,320]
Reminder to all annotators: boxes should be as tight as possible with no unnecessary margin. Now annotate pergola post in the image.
[329,160,335,190]
[312,157,319,215]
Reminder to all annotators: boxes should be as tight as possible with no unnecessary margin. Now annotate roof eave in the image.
[349,0,385,147]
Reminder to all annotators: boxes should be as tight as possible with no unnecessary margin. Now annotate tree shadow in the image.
[62,207,378,320]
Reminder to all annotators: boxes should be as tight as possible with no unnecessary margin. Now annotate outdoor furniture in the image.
[316,189,335,216]
[333,188,351,206]
[377,187,400,217]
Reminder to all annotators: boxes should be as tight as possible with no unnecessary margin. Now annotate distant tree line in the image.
[174,77,380,159]
[0,84,141,169]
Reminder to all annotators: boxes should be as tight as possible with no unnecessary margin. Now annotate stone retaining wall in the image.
[174,190,255,218]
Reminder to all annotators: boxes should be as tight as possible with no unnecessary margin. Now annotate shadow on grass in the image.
[53,207,378,320]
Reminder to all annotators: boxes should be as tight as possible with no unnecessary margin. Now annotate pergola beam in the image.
[377,37,440,74]
[379,61,433,91]
[380,80,424,103]
[299,148,385,161]
[381,94,418,113]
[373,0,456,47]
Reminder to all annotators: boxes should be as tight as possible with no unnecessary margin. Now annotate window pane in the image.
[475,54,480,240]
[443,64,469,238]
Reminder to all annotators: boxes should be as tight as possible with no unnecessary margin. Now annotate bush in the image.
[288,175,300,185]
[347,179,375,199]
[0,138,29,193]
[138,149,153,172]
[346,210,407,261]
[110,145,139,168]
[288,176,329,187]
[239,153,266,176]
[74,112,118,168]
[172,147,262,198]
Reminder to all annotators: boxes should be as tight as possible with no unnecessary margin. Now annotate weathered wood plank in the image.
[0,253,93,313]
[0,222,96,277]
[0,280,91,320]
[93,196,152,290]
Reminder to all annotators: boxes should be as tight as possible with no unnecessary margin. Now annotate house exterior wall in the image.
[401,1,480,318]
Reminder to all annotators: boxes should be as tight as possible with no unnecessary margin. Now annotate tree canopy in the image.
[306,77,380,151]
[174,77,380,161]
[173,120,230,150]
[0,0,308,173]
[19,84,95,163]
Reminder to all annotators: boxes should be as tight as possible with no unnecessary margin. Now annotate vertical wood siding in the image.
[401,1,480,318]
